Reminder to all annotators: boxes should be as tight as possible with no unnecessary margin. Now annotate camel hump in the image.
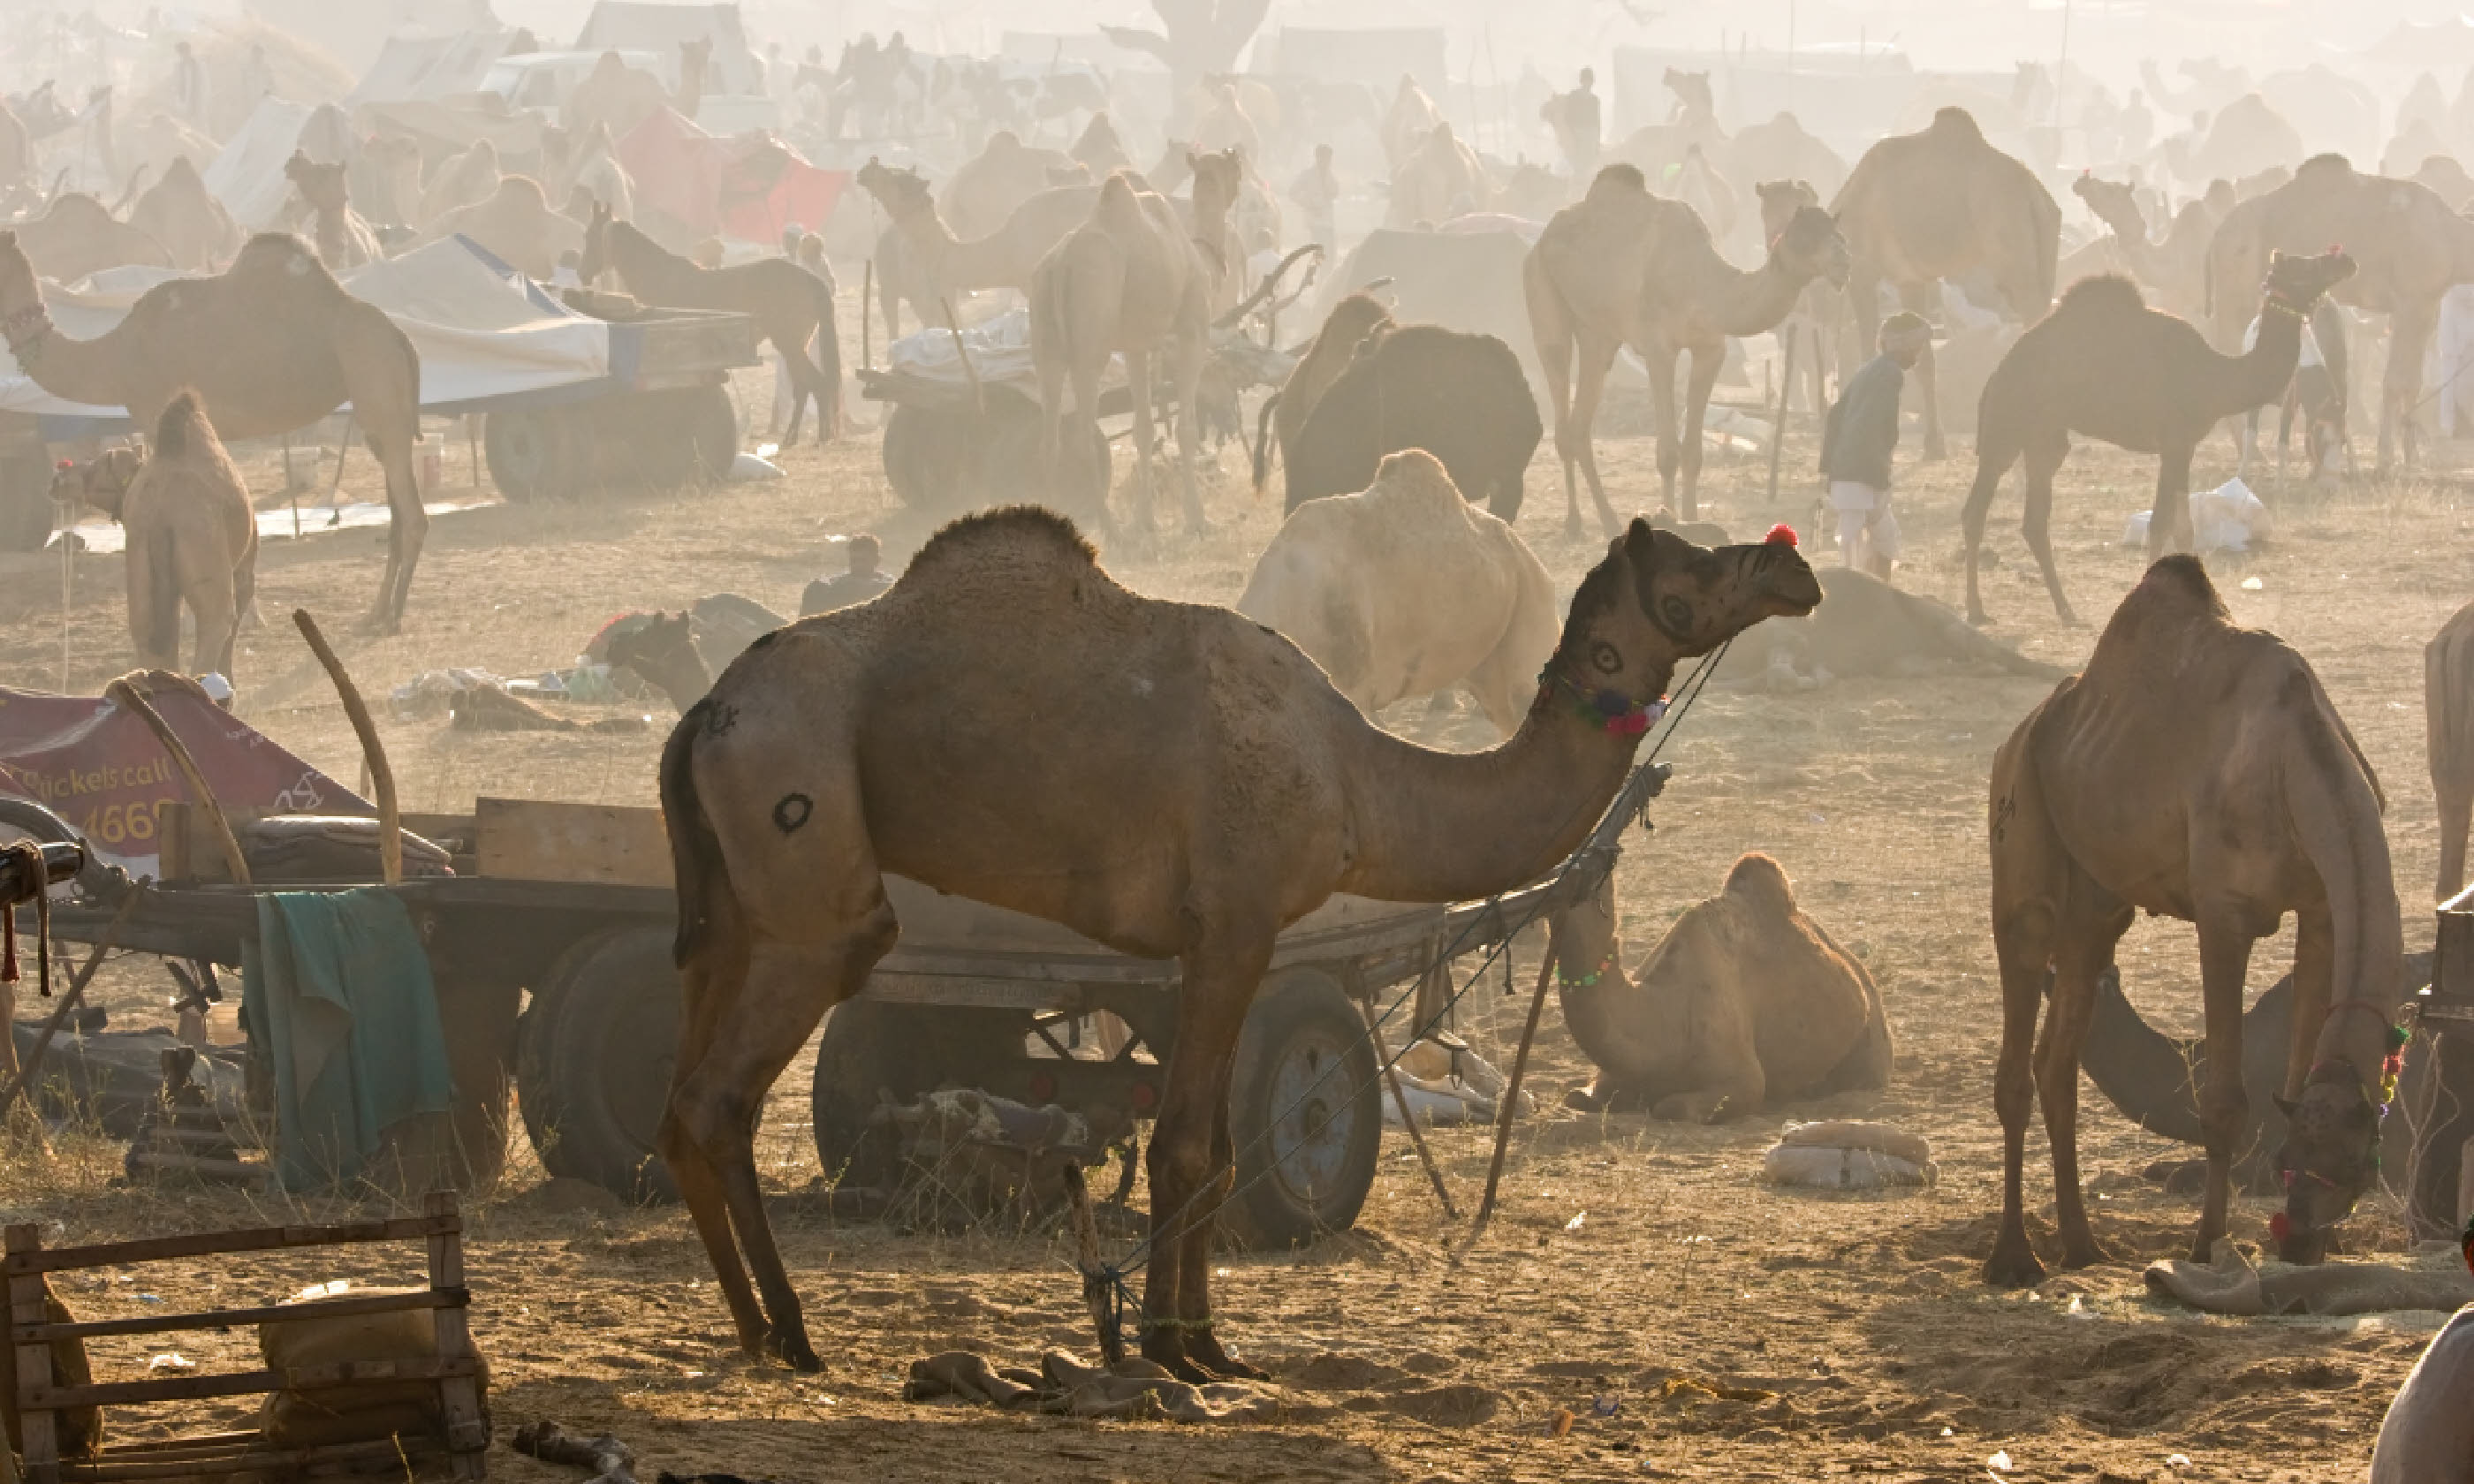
[151,390,217,462]
[2059,274,2144,314]
[1588,162,1648,198]
[1095,171,1145,222]
[1721,852,1797,912]
[2128,553,2227,618]
[2298,152,2353,180]
[1929,106,1984,142]
[1366,448,1465,511]
[904,505,1097,584]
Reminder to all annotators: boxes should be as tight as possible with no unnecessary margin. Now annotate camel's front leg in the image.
[2018,433,2078,626]
[1565,334,1623,539]
[2145,445,2196,558]
[1124,351,1161,536]
[2038,901,2130,1270]
[368,443,427,634]
[1646,341,1683,510]
[1679,341,1723,521]
[1142,929,1272,1382]
[2382,305,2437,473]
[2192,911,2258,1260]
[1894,280,1945,459]
[1169,328,1210,536]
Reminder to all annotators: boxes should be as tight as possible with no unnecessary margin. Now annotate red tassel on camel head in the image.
[1764,523,1799,548]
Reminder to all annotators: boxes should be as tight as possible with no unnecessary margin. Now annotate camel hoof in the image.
[358,613,401,639]
[1564,516,1586,541]
[2060,1241,2114,1271]
[1983,1238,2047,1290]
[765,1329,824,1374]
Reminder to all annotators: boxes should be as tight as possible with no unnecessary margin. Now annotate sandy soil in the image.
[0,366,2463,1484]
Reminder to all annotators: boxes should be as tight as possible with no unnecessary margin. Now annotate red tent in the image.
[618,107,847,244]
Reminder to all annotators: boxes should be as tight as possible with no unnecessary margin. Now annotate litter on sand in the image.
[1761,1120,1937,1190]
[2121,478,2273,554]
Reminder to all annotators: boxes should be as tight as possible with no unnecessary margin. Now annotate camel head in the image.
[1753,178,1819,239]
[2271,1061,2387,1265]
[855,157,933,218]
[1769,203,1850,289]
[2071,173,2144,231]
[52,446,141,522]
[284,150,350,215]
[680,37,712,83]
[1188,147,1244,223]
[1549,519,1820,721]
[2262,247,2355,315]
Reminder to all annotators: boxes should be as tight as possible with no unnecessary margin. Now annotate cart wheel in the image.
[880,403,969,516]
[1222,967,1382,1249]
[483,408,572,502]
[978,398,1106,526]
[687,382,739,482]
[0,450,57,552]
[809,999,1033,1190]
[519,927,679,1201]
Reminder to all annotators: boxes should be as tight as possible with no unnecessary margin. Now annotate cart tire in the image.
[1222,967,1382,1249]
[809,999,1032,1190]
[484,408,573,502]
[687,382,740,481]
[880,403,968,516]
[0,450,56,552]
[520,927,680,1201]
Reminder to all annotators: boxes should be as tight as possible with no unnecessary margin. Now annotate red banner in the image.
[0,676,366,878]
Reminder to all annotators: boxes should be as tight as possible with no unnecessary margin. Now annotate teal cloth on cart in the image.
[241,889,452,1191]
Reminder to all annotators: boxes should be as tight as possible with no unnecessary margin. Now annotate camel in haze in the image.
[1633,191,1848,520]
[57,392,256,680]
[856,159,1097,323]
[0,231,427,631]
[131,156,239,270]
[1754,180,1842,426]
[9,191,170,284]
[1279,323,1542,521]
[655,505,1820,1376]
[582,203,839,443]
[1552,852,1892,1121]
[1985,556,2403,1285]
[2206,154,2474,469]
[1248,292,1393,498]
[420,139,502,231]
[1830,108,2060,458]
[1959,249,2354,626]
[1387,123,1490,226]
[562,52,675,144]
[1380,76,1444,172]
[2070,173,2220,319]
[1029,163,1236,536]
[2431,600,2474,901]
[283,152,381,269]
[422,178,581,281]
[1726,113,1848,202]
[939,131,1079,238]
[356,133,425,230]
[1237,450,1559,735]
[1527,164,1665,538]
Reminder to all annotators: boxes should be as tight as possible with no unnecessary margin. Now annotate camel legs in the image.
[1141,928,1273,1382]
[2440,780,2473,903]
[1678,342,1723,521]
[339,309,428,632]
[1124,351,1162,536]
[1647,343,1684,514]
[2380,304,2436,473]
[1958,439,2015,626]
[1552,335,1623,540]
[2144,446,2197,559]
[2016,435,2076,626]
[2191,910,2261,1260]
[2035,905,2129,1271]
[1167,326,1210,536]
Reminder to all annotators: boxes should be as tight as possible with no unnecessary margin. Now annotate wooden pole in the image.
[105,677,248,887]
[1765,323,1798,510]
[292,611,399,885]
[861,257,875,372]
[940,295,983,416]
[1460,946,1557,1254]
[1362,996,1457,1221]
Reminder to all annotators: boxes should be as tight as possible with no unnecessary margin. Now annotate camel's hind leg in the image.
[2145,445,2197,558]
[1124,351,1161,536]
[1168,327,1210,536]
[1987,727,2067,1287]
[2190,908,2261,1259]
[2018,432,2077,625]
[2037,890,2132,1270]
[1647,343,1683,513]
[338,308,426,632]
[1678,342,1723,521]
[1896,280,1945,459]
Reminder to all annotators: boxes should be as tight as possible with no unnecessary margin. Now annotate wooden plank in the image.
[67,1435,441,1481]
[2,1214,456,1275]
[27,1355,481,1411]
[10,1222,60,1484]
[424,1192,488,1476]
[474,798,671,889]
[14,1287,466,1343]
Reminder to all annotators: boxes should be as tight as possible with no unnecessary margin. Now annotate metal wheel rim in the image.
[1260,1024,1360,1212]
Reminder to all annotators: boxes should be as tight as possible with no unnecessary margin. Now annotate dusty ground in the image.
[0,367,2464,1484]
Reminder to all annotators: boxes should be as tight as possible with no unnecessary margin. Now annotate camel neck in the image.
[1718,252,1817,339]
[1548,889,1691,1092]
[2232,297,2311,409]
[2,301,129,410]
[1334,670,1667,904]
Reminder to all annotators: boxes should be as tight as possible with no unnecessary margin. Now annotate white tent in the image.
[572,2,760,95]
[201,97,317,233]
[348,31,512,105]
[0,237,611,421]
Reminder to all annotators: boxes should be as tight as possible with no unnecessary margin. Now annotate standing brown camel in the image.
[855,160,1097,322]
[582,203,840,443]
[1755,179,1841,427]
[1635,193,1848,520]
[656,507,1820,1374]
[1959,249,2355,626]
[1985,556,2403,1285]
[130,155,239,270]
[2430,600,2474,900]
[0,231,427,630]
[1830,107,2060,458]
[283,152,381,269]
[1029,165,1235,535]
[1248,292,1393,496]
[418,139,501,231]
[2071,174,2220,318]
[2206,154,2474,469]
[939,131,1078,238]
[1527,163,1665,539]
[57,391,257,679]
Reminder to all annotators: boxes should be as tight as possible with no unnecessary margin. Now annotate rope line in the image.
[1072,636,1737,1355]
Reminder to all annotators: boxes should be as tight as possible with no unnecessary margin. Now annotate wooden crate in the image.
[472,799,669,890]
[6,1192,486,1483]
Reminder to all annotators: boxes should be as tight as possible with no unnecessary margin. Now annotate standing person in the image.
[801,534,892,616]
[1818,311,1931,581]
[1289,143,1339,250]
[171,40,206,128]
[1543,67,1601,178]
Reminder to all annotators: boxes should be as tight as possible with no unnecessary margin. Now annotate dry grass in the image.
[0,370,2461,1481]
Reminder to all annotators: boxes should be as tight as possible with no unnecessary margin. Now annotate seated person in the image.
[801,533,892,616]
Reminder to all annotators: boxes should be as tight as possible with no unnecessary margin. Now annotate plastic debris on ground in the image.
[729,452,785,481]
[2121,478,2273,553]
[1760,1119,1938,1190]
[1379,1039,1533,1126]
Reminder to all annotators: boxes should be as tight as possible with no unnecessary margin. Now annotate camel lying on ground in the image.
[55,392,256,681]
[1237,450,1557,737]
[1986,556,2403,1284]
[657,507,1819,1377]
[2432,601,2474,901]
[1553,852,1892,1122]
[1753,568,2066,686]
[1248,292,1391,497]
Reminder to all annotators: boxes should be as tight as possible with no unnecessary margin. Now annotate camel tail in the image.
[1249,389,1282,495]
[2281,683,2406,1045]
[133,512,180,669]
[659,706,734,972]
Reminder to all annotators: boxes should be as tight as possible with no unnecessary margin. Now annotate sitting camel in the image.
[596,594,786,712]
[1553,853,1892,1121]
[1961,249,2355,625]
[1247,292,1392,497]
[582,203,839,443]
[283,152,381,269]
[1387,123,1490,226]
[2431,599,2474,900]
[657,509,1819,1376]
[422,177,581,281]
[1986,556,2404,1285]
[1236,450,1557,737]
[54,391,256,680]
[8,192,171,283]
[1752,567,2067,687]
